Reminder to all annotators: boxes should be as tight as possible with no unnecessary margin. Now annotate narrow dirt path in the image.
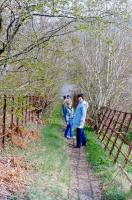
[67,142,102,200]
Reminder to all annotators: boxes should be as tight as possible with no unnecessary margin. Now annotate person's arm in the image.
[80,106,87,126]
[65,109,70,124]
[64,106,67,115]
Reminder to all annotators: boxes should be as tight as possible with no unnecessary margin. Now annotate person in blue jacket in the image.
[73,94,88,148]
[64,101,74,139]
[62,96,67,121]
[62,95,72,122]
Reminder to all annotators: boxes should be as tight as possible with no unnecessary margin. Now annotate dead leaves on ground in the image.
[7,124,40,149]
[0,124,41,198]
[0,156,31,198]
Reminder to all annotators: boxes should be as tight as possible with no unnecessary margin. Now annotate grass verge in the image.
[85,127,132,200]
[1,107,70,200]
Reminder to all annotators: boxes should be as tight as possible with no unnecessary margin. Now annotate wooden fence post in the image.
[21,97,24,125]
[124,143,132,165]
[16,97,20,132]
[31,96,34,122]
[101,110,116,142]
[2,95,7,147]
[10,96,14,129]
[98,108,111,139]
[97,107,108,133]
[28,96,31,121]
[104,111,121,150]
[25,96,28,125]
[109,112,127,156]
[123,114,132,165]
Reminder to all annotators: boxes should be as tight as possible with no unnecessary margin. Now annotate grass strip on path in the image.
[27,108,70,200]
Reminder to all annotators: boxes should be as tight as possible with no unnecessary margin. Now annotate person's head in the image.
[77,93,84,102]
[63,96,66,100]
[67,95,70,99]
[66,101,72,108]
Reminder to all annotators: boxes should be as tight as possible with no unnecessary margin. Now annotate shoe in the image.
[82,141,87,146]
[82,139,88,146]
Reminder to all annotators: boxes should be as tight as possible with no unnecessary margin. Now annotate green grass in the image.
[1,106,131,200]
[84,127,132,200]
[27,107,70,200]
[1,106,70,200]
[98,134,132,168]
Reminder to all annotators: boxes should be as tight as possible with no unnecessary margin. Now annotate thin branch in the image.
[0,0,8,9]
[32,13,98,21]
[12,20,74,58]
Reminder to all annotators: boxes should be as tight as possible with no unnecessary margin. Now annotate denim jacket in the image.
[73,100,88,128]
[65,107,74,124]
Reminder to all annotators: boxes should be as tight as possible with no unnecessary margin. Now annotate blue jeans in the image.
[76,128,87,147]
[64,123,73,138]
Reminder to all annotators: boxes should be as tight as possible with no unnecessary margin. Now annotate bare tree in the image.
[68,22,132,121]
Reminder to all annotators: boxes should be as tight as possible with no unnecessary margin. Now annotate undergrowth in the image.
[85,127,132,200]
[1,106,131,200]
[1,106,70,200]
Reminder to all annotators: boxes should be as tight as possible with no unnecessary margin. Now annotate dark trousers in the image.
[76,128,87,147]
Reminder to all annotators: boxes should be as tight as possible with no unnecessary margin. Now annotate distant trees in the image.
[0,0,75,102]
[68,21,132,119]
[0,0,131,114]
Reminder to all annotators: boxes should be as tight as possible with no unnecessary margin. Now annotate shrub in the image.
[103,189,127,200]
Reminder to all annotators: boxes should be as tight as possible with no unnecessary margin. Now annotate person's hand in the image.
[79,121,84,128]
[66,121,69,125]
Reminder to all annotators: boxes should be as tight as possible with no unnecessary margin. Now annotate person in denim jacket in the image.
[62,96,67,121]
[62,95,72,122]
[64,102,74,138]
[73,94,88,147]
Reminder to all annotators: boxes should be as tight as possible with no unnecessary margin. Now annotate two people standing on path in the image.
[63,93,88,148]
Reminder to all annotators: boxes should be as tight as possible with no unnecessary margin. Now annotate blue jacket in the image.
[73,100,88,128]
[62,104,67,118]
[65,107,74,124]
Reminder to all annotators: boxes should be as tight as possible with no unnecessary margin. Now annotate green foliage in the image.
[28,108,70,199]
[119,128,132,145]
[2,106,70,199]
[85,127,113,169]
[105,37,113,46]
[80,23,89,31]
[124,131,132,145]
[103,189,127,200]
[84,126,131,200]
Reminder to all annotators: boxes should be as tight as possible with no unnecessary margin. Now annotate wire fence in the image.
[86,107,132,166]
[0,95,46,148]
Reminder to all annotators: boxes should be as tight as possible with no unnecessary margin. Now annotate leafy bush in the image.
[85,126,131,200]
[119,128,132,145]
[125,131,132,145]
[103,189,127,200]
